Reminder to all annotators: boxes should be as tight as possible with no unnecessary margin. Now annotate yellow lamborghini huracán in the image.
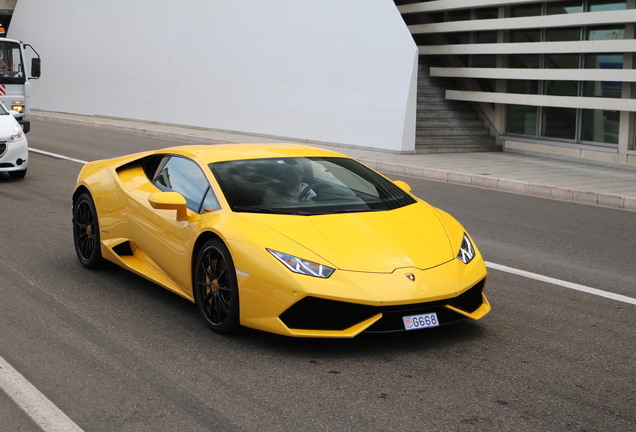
[72,144,490,338]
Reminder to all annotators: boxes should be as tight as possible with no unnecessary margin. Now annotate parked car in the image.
[0,102,27,179]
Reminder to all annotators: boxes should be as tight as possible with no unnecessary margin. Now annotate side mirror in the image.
[149,192,188,220]
[9,110,20,118]
[30,58,41,79]
[393,180,412,193]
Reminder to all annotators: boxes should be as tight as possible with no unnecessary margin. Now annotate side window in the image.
[152,156,219,213]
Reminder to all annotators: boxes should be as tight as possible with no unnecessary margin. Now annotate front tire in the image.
[193,238,240,334]
[73,192,104,269]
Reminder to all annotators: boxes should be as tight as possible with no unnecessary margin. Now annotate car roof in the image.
[158,143,350,164]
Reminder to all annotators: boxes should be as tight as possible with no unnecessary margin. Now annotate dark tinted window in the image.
[152,156,219,213]
[210,156,416,215]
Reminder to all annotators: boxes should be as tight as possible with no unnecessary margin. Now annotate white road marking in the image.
[30,148,88,164]
[486,261,636,306]
[0,355,84,432]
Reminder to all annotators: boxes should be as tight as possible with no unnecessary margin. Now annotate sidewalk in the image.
[31,110,636,212]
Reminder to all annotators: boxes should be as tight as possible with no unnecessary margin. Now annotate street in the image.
[0,120,634,431]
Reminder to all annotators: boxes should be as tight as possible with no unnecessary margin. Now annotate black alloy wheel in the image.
[194,238,240,334]
[73,192,103,269]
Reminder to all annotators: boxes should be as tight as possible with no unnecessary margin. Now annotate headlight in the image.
[267,249,335,278]
[7,125,25,143]
[457,233,475,264]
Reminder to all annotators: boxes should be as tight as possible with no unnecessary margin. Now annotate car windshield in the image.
[0,41,25,84]
[210,156,416,215]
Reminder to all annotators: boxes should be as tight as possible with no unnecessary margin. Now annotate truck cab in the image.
[0,38,40,133]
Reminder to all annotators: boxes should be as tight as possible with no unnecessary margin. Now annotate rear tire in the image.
[73,192,104,269]
[193,238,240,334]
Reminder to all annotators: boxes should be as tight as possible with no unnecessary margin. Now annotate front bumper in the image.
[280,278,489,334]
[0,137,28,172]
[235,242,490,338]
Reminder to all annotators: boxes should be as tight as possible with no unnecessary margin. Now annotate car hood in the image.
[243,203,454,273]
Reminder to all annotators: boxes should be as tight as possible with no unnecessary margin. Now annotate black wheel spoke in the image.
[194,241,238,333]
[73,194,103,269]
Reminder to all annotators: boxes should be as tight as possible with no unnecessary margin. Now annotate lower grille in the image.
[279,279,487,332]
[0,142,6,158]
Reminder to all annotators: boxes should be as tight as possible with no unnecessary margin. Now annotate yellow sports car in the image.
[72,144,490,337]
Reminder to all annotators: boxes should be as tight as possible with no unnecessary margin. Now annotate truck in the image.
[0,38,40,133]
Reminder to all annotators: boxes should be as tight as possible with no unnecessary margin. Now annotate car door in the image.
[126,155,220,289]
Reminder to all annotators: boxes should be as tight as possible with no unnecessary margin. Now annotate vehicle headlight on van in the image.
[7,125,25,143]
[457,233,476,264]
[268,249,335,278]
[11,100,25,113]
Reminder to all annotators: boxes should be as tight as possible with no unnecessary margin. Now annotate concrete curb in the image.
[359,159,636,212]
[31,113,635,212]
[31,113,235,145]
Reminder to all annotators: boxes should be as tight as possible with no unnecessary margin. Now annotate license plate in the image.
[402,312,439,331]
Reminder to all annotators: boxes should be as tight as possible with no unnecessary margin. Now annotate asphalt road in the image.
[0,120,634,431]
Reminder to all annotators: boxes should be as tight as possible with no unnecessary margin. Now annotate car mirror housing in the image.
[393,180,412,193]
[149,192,188,220]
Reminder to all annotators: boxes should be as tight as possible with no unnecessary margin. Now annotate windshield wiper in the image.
[333,207,376,214]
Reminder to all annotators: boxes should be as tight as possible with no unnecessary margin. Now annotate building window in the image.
[589,0,627,12]
[502,3,629,146]
[581,109,620,144]
[542,107,577,140]
[507,105,537,135]
[509,54,541,68]
[511,4,542,17]
[547,1,584,15]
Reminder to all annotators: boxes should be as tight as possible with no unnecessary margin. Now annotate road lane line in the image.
[31,147,635,307]
[29,148,89,164]
[0,355,84,432]
[486,261,636,306]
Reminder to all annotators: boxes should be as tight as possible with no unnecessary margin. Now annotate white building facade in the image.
[399,0,636,167]
[7,0,418,152]
[6,0,636,167]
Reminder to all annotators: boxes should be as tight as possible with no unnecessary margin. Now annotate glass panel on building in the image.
[446,10,471,22]
[475,8,498,20]
[546,80,578,96]
[584,53,623,98]
[545,54,579,69]
[544,53,580,97]
[511,4,542,17]
[542,107,577,140]
[506,105,537,135]
[547,1,583,15]
[581,109,619,144]
[589,0,627,12]
[584,80,622,97]
[585,53,624,69]
[510,29,541,43]
[509,54,540,68]
[470,54,497,68]
[477,78,496,92]
[545,27,581,41]
[474,31,498,44]
[449,32,470,44]
[508,79,539,94]
[587,26,625,40]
